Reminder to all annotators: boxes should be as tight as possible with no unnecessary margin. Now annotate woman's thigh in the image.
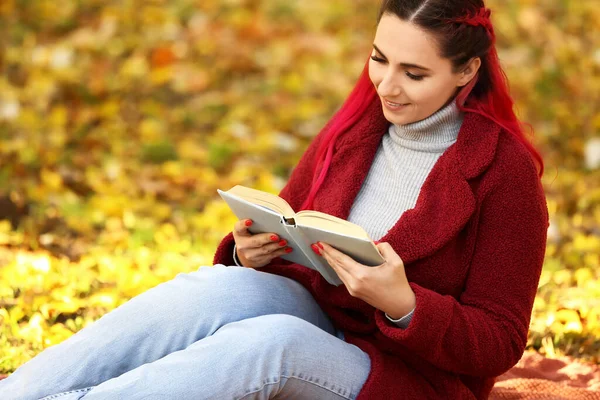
[0,265,342,400]
[53,314,369,400]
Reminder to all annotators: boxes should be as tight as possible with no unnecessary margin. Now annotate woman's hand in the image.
[312,241,415,319]
[233,219,293,268]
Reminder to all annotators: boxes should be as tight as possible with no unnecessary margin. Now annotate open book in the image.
[217,185,385,286]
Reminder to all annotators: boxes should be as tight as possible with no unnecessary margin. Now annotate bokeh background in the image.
[0,0,599,373]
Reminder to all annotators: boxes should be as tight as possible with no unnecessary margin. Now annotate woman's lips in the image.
[383,99,410,111]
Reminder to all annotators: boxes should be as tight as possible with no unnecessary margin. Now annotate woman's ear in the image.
[457,57,482,87]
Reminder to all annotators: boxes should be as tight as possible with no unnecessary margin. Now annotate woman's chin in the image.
[383,109,414,125]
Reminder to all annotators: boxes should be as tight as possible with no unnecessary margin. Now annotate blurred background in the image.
[0,0,598,373]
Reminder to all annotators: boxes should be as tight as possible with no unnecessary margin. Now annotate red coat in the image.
[213,99,549,399]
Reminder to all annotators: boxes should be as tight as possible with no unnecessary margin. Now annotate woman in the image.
[1,0,548,399]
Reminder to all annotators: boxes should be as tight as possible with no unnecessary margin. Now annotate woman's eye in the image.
[406,72,425,81]
[370,56,426,81]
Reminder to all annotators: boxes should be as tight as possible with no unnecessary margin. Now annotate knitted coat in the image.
[213,99,549,399]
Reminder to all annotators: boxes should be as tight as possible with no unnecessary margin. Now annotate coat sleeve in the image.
[374,150,549,377]
[212,118,334,266]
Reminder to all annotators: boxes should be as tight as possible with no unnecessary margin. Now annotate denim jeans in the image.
[0,265,371,400]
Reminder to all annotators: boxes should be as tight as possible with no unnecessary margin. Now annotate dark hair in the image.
[378,0,491,83]
[300,0,544,211]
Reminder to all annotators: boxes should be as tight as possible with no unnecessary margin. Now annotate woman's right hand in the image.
[233,219,294,268]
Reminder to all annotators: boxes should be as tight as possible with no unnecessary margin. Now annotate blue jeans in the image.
[1,265,371,400]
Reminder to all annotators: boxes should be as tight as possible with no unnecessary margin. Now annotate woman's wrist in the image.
[384,285,416,320]
[385,306,415,323]
[232,244,244,267]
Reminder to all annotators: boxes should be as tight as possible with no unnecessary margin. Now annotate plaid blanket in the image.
[491,351,600,399]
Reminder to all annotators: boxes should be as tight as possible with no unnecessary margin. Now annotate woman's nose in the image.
[378,71,402,97]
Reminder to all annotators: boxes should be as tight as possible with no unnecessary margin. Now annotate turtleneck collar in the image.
[388,100,464,153]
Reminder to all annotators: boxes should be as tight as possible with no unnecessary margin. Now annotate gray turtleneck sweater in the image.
[347,101,463,240]
[346,100,463,328]
[233,100,464,329]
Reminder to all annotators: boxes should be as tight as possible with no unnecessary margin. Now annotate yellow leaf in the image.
[552,269,572,286]
[554,309,583,333]
[574,268,594,288]
[120,55,149,79]
[44,323,74,347]
[41,168,63,190]
[89,291,118,308]
[150,66,173,85]
[139,118,165,141]
[49,106,68,129]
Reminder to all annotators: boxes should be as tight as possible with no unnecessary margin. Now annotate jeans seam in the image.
[237,375,353,400]
[39,386,94,400]
[237,378,281,400]
[283,374,354,400]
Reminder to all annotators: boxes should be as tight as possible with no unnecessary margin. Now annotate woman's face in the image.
[369,14,479,125]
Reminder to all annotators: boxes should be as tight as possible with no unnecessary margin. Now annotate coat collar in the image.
[312,99,501,266]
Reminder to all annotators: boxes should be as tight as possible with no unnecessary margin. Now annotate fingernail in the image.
[278,239,287,246]
[245,220,253,227]
[285,247,293,253]
[316,242,324,250]
[311,244,321,256]
[374,240,380,244]
[270,234,278,242]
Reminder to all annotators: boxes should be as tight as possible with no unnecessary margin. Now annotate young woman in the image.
[1,0,548,399]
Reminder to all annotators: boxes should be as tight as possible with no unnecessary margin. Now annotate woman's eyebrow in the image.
[372,43,432,72]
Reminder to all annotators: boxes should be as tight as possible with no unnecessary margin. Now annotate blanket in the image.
[490,351,600,399]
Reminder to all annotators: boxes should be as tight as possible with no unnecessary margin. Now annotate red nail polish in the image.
[311,244,321,256]
[270,234,278,242]
[285,247,293,253]
[278,239,287,246]
[245,220,253,227]
[317,243,324,250]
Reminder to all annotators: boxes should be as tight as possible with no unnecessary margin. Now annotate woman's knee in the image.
[192,264,267,288]
[237,314,328,353]
[180,265,269,298]
[166,267,301,317]
[182,266,304,305]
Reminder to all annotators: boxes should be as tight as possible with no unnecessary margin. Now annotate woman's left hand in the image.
[313,241,416,319]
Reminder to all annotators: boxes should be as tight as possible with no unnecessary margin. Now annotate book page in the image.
[295,211,371,240]
[226,185,296,217]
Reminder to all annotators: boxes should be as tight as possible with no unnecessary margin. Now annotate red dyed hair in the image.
[300,4,544,211]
